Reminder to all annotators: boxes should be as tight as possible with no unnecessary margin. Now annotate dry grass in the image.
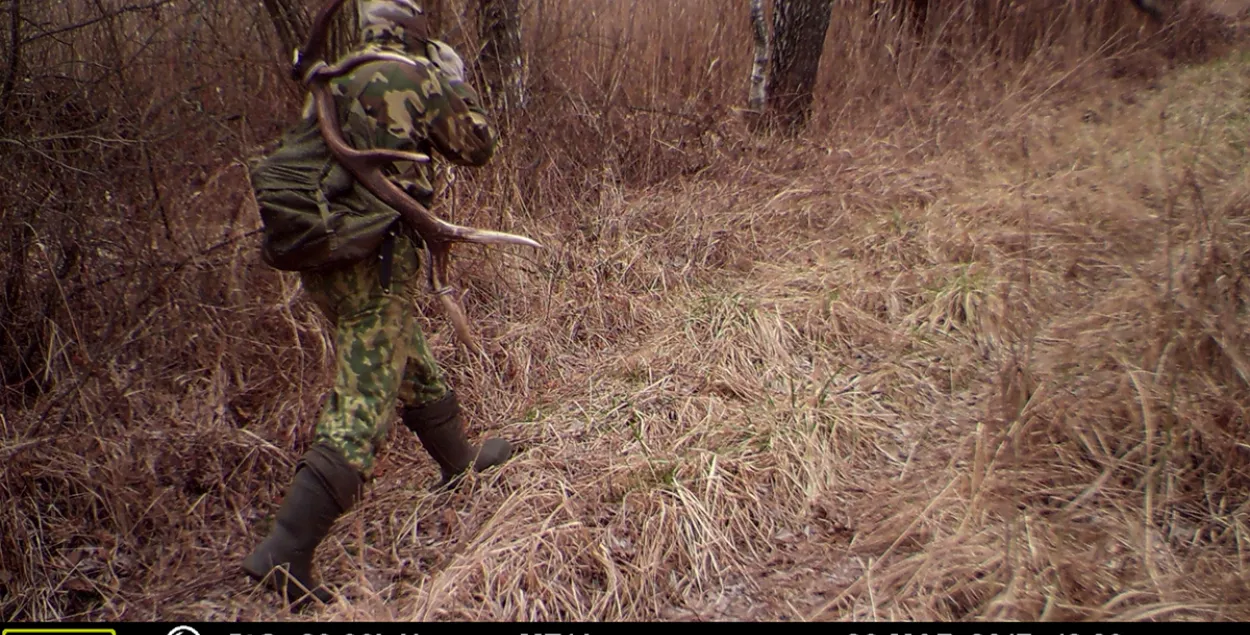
[3,0,1250,623]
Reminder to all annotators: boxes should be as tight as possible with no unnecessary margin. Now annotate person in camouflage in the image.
[242,0,512,608]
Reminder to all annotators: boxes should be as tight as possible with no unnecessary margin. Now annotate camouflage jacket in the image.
[249,30,498,271]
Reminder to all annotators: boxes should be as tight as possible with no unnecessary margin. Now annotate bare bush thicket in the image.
[1,0,1247,622]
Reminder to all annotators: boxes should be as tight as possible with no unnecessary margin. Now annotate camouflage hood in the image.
[357,0,430,52]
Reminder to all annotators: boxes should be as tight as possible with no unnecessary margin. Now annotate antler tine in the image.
[435,224,544,249]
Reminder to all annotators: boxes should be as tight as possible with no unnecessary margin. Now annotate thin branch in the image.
[0,137,98,176]
[19,0,176,45]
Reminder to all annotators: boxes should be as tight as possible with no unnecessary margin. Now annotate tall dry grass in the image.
[2,0,1247,622]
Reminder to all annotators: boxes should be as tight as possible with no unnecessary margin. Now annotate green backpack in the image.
[248,109,401,273]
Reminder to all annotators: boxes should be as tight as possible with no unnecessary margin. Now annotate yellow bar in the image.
[4,631,116,635]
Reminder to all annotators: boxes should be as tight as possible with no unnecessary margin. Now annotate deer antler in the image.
[303,53,541,354]
[289,1,541,353]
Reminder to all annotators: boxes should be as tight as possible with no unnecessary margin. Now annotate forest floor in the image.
[7,5,1250,624]
[225,36,1250,622]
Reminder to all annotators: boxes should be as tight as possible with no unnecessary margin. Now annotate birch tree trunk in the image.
[767,0,834,133]
[747,0,770,125]
[477,0,526,120]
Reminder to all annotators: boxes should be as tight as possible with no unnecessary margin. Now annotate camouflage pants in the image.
[300,233,449,478]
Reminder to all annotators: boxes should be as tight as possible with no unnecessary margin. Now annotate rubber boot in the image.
[401,390,512,491]
[242,443,364,610]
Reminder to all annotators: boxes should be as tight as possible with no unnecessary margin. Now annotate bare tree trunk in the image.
[905,0,928,38]
[1131,0,1165,23]
[424,0,454,37]
[262,0,358,69]
[748,0,770,121]
[1,0,20,129]
[325,6,359,63]
[261,0,309,59]
[767,0,833,133]
[477,0,525,120]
